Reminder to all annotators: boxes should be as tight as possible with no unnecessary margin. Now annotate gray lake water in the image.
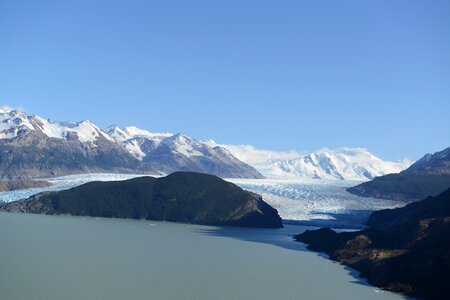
[0,213,406,300]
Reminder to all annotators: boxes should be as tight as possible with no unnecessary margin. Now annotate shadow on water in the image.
[284,209,375,230]
[194,209,377,254]
[193,217,401,294]
[195,223,313,252]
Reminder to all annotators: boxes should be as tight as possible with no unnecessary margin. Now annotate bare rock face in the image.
[0,180,53,191]
[0,130,142,179]
[0,172,282,228]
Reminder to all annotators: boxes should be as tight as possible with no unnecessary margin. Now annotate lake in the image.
[0,213,406,299]
[0,174,409,299]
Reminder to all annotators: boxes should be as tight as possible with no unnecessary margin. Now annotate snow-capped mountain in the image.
[105,126,173,160]
[0,108,113,143]
[206,142,411,181]
[269,148,411,181]
[0,108,140,179]
[0,108,262,179]
[105,126,263,178]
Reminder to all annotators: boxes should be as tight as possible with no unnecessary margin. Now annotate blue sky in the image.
[1,0,449,161]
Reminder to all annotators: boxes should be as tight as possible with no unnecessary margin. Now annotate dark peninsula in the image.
[295,188,450,299]
[0,172,282,228]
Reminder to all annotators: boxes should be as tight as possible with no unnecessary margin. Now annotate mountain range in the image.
[0,108,412,181]
[0,108,262,179]
[206,142,411,181]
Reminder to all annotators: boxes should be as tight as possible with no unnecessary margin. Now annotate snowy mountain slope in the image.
[269,148,411,181]
[0,108,114,144]
[0,108,140,179]
[105,125,173,160]
[35,117,115,143]
[206,142,411,181]
[0,108,262,179]
[105,126,263,178]
[106,125,172,144]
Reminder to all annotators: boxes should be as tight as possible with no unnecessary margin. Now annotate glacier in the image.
[0,173,143,203]
[0,173,403,228]
[229,178,404,228]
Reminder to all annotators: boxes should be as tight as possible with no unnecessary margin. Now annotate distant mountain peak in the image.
[0,106,19,114]
[0,110,115,144]
[403,147,450,175]
[122,126,173,139]
[206,142,412,181]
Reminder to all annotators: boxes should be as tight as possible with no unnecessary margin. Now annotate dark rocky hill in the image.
[347,147,450,202]
[0,172,282,228]
[295,188,450,299]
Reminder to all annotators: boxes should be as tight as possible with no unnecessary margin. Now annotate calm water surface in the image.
[0,213,406,300]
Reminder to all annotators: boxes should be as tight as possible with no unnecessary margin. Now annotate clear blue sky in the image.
[1,0,449,161]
